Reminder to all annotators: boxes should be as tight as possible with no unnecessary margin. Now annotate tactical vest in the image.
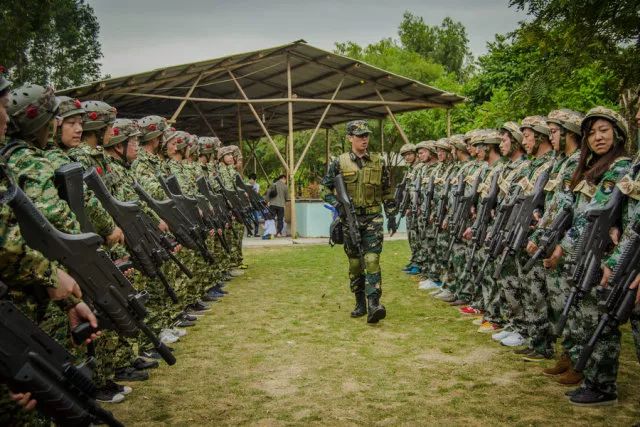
[339,152,383,209]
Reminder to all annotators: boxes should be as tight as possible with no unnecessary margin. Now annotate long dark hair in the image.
[570,117,627,189]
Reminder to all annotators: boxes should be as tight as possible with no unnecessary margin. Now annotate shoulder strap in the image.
[0,139,29,161]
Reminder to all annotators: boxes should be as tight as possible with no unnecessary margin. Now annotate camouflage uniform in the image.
[218,151,245,267]
[321,121,397,307]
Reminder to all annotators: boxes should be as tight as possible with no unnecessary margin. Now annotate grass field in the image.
[111,240,640,426]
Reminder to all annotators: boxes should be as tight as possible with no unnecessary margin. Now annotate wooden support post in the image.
[379,118,384,154]
[325,128,330,173]
[227,69,289,172]
[375,88,410,146]
[169,73,203,123]
[293,77,344,173]
[191,101,218,137]
[446,108,451,137]
[287,55,297,238]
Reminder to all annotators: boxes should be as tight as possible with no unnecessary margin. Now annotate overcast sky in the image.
[88,0,529,77]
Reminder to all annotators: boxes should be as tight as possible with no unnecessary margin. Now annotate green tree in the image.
[0,0,103,88]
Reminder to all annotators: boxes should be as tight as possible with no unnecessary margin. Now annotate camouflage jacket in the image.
[131,148,167,201]
[560,157,631,259]
[218,163,240,191]
[165,158,198,197]
[44,145,116,238]
[321,151,396,217]
[530,150,581,245]
[68,143,116,192]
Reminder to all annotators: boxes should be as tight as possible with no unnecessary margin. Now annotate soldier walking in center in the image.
[321,120,397,324]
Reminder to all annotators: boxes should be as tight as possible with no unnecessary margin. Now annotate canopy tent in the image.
[59,39,465,236]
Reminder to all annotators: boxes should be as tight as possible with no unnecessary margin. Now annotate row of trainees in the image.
[398,105,640,407]
[0,76,256,425]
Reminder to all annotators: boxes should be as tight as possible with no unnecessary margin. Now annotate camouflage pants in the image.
[522,262,553,356]
[343,213,384,298]
[229,221,245,266]
[632,308,640,363]
[545,269,575,355]
[447,238,470,296]
[93,330,135,386]
[566,289,601,379]
[426,229,449,282]
[406,215,420,264]
[497,255,527,335]
[474,251,503,323]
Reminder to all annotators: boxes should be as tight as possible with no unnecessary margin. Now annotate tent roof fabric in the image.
[59,40,465,142]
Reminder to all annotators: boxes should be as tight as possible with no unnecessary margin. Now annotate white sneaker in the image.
[419,279,440,290]
[159,330,179,345]
[230,269,244,277]
[472,318,484,326]
[119,385,133,395]
[435,289,453,300]
[492,329,512,341]
[430,289,444,296]
[170,328,187,337]
[501,332,525,347]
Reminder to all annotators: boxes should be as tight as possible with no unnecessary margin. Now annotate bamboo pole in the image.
[379,118,384,154]
[169,73,203,123]
[325,128,330,173]
[113,91,445,108]
[191,101,218,137]
[227,70,289,172]
[446,108,451,137]
[293,77,344,173]
[375,88,410,146]
[287,56,297,238]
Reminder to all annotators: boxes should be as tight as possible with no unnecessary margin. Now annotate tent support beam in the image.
[375,88,410,146]
[293,76,344,174]
[227,69,289,173]
[191,101,218,137]
[287,55,297,238]
[169,73,203,123]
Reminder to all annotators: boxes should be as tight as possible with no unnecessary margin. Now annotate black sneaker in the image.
[95,385,125,403]
[513,347,533,355]
[569,387,617,406]
[173,319,196,328]
[133,357,159,370]
[139,349,161,360]
[114,367,150,382]
[565,388,581,398]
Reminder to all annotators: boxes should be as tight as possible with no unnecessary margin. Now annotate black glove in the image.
[387,215,398,234]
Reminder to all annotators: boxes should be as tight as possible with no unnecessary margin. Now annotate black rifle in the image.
[523,205,573,272]
[419,175,435,240]
[84,168,189,303]
[0,178,176,366]
[394,174,409,233]
[432,173,453,246]
[493,169,550,279]
[53,162,96,233]
[574,220,640,372]
[445,173,482,262]
[196,177,233,252]
[235,174,274,220]
[214,176,256,234]
[473,186,522,285]
[556,186,627,336]
[156,175,215,263]
[0,282,123,427]
[333,174,362,258]
[463,170,500,277]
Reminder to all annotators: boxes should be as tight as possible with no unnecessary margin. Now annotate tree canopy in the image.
[0,0,103,88]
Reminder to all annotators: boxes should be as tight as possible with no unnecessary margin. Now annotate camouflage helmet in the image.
[7,84,58,137]
[399,143,416,155]
[500,121,523,144]
[173,131,189,152]
[217,145,235,160]
[449,134,468,152]
[162,126,179,144]
[104,118,141,147]
[186,133,199,158]
[229,144,242,159]
[582,106,628,141]
[547,109,584,136]
[82,100,117,131]
[434,138,453,152]
[138,115,167,142]
[520,115,550,137]
[346,120,371,136]
[415,140,431,151]
[0,65,11,93]
[464,129,481,144]
[56,96,85,120]
[198,136,217,154]
[471,129,501,146]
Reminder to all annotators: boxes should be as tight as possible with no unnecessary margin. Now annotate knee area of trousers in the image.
[364,253,380,272]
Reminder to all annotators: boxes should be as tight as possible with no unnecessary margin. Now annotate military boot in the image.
[556,367,584,385]
[543,352,571,376]
[367,294,386,324]
[351,291,367,318]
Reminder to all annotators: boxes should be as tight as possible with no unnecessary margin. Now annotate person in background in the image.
[248,173,260,236]
[267,174,289,237]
